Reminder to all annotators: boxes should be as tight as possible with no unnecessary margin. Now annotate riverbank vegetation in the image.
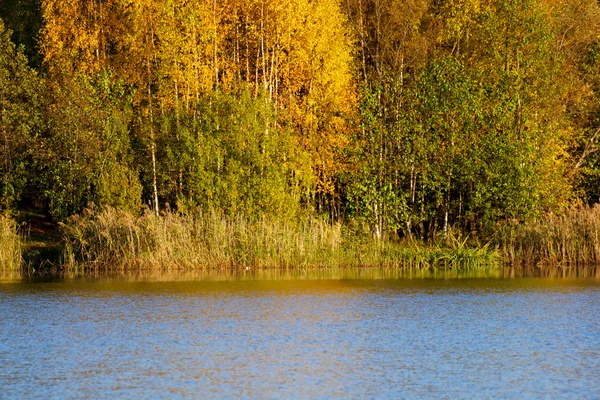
[1,0,600,271]
[495,205,600,266]
[0,216,22,270]
[61,207,498,271]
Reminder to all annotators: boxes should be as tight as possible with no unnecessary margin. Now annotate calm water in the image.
[1,269,599,399]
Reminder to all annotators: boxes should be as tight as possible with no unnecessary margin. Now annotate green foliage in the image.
[148,90,312,219]
[349,1,575,239]
[345,85,410,239]
[573,39,600,203]
[0,19,44,211]
[0,0,598,267]
[97,161,143,214]
[40,71,141,219]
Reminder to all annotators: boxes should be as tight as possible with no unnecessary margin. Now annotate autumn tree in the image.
[345,0,583,238]
[541,0,600,203]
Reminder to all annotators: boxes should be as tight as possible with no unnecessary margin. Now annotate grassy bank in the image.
[494,205,600,266]
[60,208,499,271]
[14,205,600,272]
[0,215,22,270]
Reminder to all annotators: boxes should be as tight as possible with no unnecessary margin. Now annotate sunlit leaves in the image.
[0,19,43,210]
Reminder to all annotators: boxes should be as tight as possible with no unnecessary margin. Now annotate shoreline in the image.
[3,265,600,282]
[6,206,600,273]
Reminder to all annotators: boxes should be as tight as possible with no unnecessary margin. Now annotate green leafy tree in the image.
[40,72,141,219]
[0,19,44,211]
[164,90,311,218]
[349,1,576,239]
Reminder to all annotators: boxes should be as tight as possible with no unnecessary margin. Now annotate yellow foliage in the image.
[41,0,357,197]
[438,0,482,52]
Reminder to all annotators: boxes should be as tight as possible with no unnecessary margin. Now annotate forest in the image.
[1,0,600,270]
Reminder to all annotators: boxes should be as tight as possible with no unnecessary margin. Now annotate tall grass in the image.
[0,215,22,270]
[495,205,600,266]
[61,208,499,271]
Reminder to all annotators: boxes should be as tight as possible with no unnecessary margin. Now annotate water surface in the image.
[1,269,599,398]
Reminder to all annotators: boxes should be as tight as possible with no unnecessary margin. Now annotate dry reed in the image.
[61,208,499,271]
[494,205,600,266]
[0,215,22,270]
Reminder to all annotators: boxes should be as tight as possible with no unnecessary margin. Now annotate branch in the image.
[568,126,600,178]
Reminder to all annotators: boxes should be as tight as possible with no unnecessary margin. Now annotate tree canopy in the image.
[0,0,599,239]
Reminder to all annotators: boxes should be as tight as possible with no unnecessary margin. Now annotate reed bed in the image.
[61,208,499,271]
[0,215,22,270]
[495,205,600,266]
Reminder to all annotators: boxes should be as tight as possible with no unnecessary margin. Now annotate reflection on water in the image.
[2,265,599,283]
[1,270,599,398]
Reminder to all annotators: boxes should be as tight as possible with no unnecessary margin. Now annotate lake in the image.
[1,268,599,399]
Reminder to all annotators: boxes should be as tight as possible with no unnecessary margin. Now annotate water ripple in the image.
[1,277,599,399]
